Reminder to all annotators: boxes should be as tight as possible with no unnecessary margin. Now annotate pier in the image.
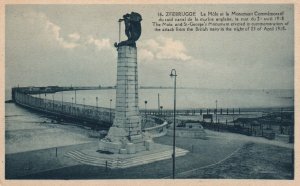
[11,86,292,128]
[12,87,114,127]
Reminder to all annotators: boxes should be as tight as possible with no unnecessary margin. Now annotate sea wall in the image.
[13,89,114,126]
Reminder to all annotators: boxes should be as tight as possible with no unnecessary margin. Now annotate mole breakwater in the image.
[12,87,114,128]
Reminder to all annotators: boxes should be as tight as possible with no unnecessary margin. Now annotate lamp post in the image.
[170,69,177,179]
[96,97,99,109]
[144,100,148,113]
[61,91,64,112]
[44,93,47,109]
[39,93,41,107]
[158,93,160,112]
[82,98,85,114]
[72,97,74,115]
[160,105,163,116]
[75,90,77,104]
[52,93,55,110]
[110,99,112,123]
[144,100,148,126]
[215,100,218,123]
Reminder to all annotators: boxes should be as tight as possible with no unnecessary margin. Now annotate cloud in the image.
[24,10,80,49]
[68,33,81,41]
[16,10,112,51]
[139,48,154,61]
[45,20,79,49]
[139,36,192,61]
[86,36,111,50]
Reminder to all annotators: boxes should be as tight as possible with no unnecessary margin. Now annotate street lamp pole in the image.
[52,93,55,110]
[61,91,64,112]
[96,97,98,109]
[72,97,74,115]
[39,93,41,107]
[160,105,163,116]
[145,100,148,115]
[158,93,160,112]
[144,100,148,126]
[215,100,218,123]
[75,90,77,104]
[44,93,47,109]
[170,69,177,179]
[110,99,112,123]
[83,98,85,109]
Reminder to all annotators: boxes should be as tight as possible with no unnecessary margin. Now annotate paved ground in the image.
[6,129,293,179]
[5,142,98,178]
[176,142,293,179]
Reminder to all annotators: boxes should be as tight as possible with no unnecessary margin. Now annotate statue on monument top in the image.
[114,12,142,48]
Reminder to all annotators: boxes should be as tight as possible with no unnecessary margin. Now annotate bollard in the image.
[105,160,108,172]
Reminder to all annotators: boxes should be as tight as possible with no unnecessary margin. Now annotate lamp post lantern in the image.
[170,68,177,179]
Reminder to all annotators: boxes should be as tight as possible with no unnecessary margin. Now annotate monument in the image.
[65,12,188,169]
[98,12,149,154]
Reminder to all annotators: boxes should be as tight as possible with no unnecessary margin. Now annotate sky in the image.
[5,4,294,90]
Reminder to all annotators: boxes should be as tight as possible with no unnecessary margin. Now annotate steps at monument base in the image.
[66,148,189,169]
[117,148,189,168]
[66,150,108,167]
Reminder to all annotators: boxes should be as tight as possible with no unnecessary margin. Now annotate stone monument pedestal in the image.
[98,45,148,154]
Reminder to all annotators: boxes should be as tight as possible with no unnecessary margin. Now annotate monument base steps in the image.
[66,143,189,169]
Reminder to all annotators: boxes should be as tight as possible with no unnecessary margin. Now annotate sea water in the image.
[25,88,295,109]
